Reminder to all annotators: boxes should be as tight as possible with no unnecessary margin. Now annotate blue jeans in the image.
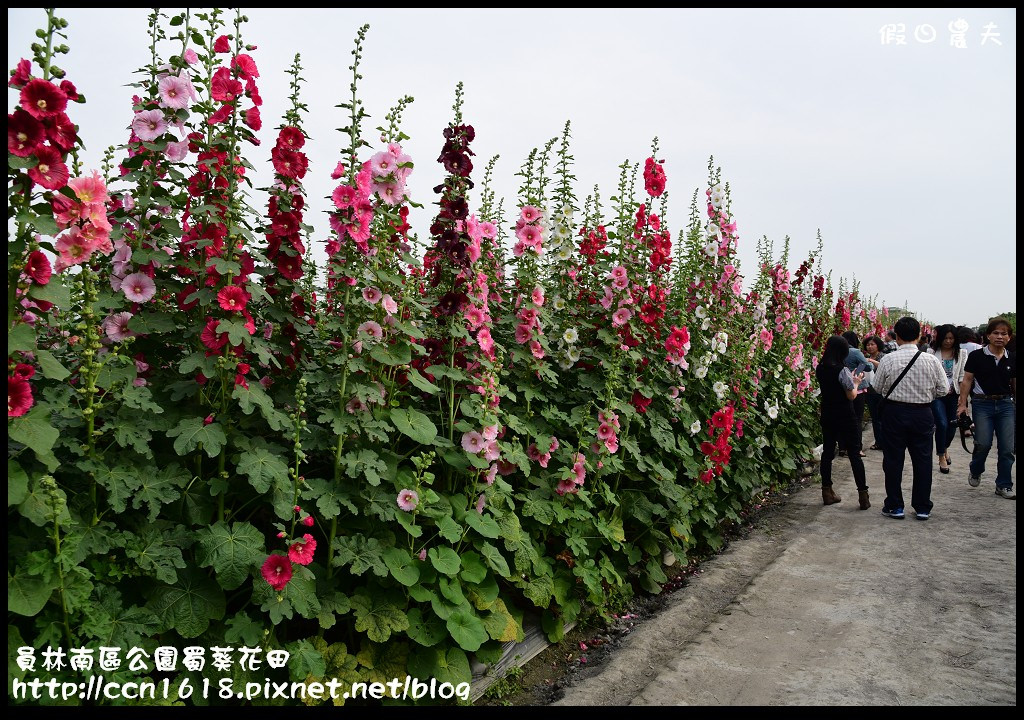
[931,393,957,456]
[969,398,1016,489]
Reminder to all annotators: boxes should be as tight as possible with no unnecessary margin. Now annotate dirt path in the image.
[550,431,1016,706]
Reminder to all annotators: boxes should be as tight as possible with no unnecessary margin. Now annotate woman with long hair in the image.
[927,324,968,473]
[862,335,885,450]
[815,335,871,509]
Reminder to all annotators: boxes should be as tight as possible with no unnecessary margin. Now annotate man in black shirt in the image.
[957,317,1016,499]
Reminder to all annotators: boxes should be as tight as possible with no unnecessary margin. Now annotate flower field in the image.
[8,10,907,705]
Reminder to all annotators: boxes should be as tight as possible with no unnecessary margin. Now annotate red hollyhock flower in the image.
[43,112,77,150]
[8,376,34,417]
[260,554,293,591]
[210,67,243,103]
[25,250,52,285]
[631,390,652,414]
[277,126,304,150]
[200,317,229,351]
[59,79,79,101]
[13,364,35,380]
[213,35,231,53]
[207,104,233,125]
[271,147,308,179]
[287,534,316,566]
[231,54,259,80]
[217,285,249,313]
[9,58,32,88]
[20,78,67,119]
[176,285,199,312]
[244,106,261,131]
[27,145,69,190]
[7,109,43,156]
[245,77,262,107]
[276,254,302,280]
[699,469,714,484]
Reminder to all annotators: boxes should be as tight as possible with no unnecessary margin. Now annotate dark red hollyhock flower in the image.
[277,126,304,150]
[213,35,231,53]
[9,58,32,88]
[13,364,36,380]
[25,250,52,286]
[271,212,299,236]
[20,78,67,119]
[271,147,307,179]
[200,317,229,351]
[631,390,652,414]
[27,144,69,190]
[43,112,77,151]
[7,109,43,156]
[245,77,262,107]
[276,254,302,280]
[8,376,34,417]
[59,79,79,101]
[436,291,466,316]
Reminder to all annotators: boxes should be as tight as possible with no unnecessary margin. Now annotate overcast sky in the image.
[8,8,1016,326]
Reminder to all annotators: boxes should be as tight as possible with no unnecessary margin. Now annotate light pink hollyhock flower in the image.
[122,272,156,303]
[345,396,368,414]
[531,286,545,306]
[54,228,91,269]
[133,378,148,387]
[612,274,629,291]
[158,74,193,110]
[610,265,627,281]
[520,205,542,223]
[604,436,619,454]
[464,306,486,331]
[361,286,382,304]
[485,464,498,485]
[183,48,199,64]
[669,386,680,399]
[611,308,631,327]
[369,149,399,178]
[357,320,383,342]
[529,340,544,360]
[68,171,109,206]
[381,294,398,316]
[515,324,532,344]
[102,311,134,342]
[475,493,486,514]
[482,425,499,441]
[135,358,150,373]
[600,287,614,310]
[482,440,500,462]
[397,489,419,512]
[547,436,560,453]
[556,477,578,496]
[375,181,406,206]
[131,109,167,142]
[732,279,743,296]
[352,340,363,354]
[477,327,494,355]
[480,221,497,239]
[165,139,189,162]
[462,431,485,454]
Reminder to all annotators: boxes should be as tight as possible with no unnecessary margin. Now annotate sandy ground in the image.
[548,428,1016,706]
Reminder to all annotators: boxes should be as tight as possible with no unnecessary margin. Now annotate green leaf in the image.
[237,447,290,493]
[434,514,463,544]
[479,542,511,578]
[125,528,187,584]
[331,536,387,577]
[127,311,177,334]
[405,607,447,647]
[390,407,437,445]
[17,475,70,527]
[350,591,409,643]
[428,547,461,577]
[458,551,487,584]
[168,417,227,457]
[7,567,57,616]
[252,565,320,624]
[132,465,188,521]
[407,646,471,687]
[287,639,327,682]
[147,566,226,639]
[464,511,501,539]
[8,460,29,506]
[406,368,440,395]
[382,547,420,587]
[91,462,143,514]
[8,410,58,459]
[465,574,499,611]
[196,522,265,590]
[370,341,412,366]
[8,323,37,352]
[521,574,555,608]
[29,349,69,381]
[483,598,523,642]
[446,608,488,652]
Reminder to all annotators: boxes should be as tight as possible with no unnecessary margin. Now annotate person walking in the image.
[838,330,872,457]
[862,335,885,450]
[926,324,968,474]
[958,317,1016,499]
[871,316,949,520]
[815,335,871,509]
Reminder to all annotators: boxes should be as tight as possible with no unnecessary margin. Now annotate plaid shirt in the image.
[871,343,948,403]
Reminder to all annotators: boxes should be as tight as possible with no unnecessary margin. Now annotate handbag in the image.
[875,350,922,421]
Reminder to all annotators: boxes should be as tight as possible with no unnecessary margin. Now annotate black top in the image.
[964,348,1015,396]
[816,363,854,414]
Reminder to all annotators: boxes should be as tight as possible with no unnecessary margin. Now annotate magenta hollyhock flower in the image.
[611,308,631,327]
[396,489,419,513]
[232,54,260,80]
[261,554,293,591]
[7,109,43,157]
[158,74,193,110]
[361,286,382,304]
[217,285,248,313]
[27,145,69,190]
[331,161,346,180]
[102,311,134,342]
[514,324,532,344]
[20,78,67,119]
[302,516,314,527]
[462,431,485,454]
[12,364,35,380]
[9,58,32,88]
[278,126,304,150]
[122,272,156,303]
[8,376,34,417]
[597,423,615,441]
[477,327,494,355]
[213,35,231,54]
[25,250,52,285]
[200,318,228,351]
[244,106,261,131]
[288,534,317,566]
[464,306,485,331]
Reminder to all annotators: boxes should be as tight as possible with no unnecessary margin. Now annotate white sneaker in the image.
[994,487,1016,499]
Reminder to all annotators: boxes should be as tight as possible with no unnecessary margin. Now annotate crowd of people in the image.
[815,316,1016,520]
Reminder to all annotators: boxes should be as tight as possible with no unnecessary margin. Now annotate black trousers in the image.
[880,403,934,513]
[820,406,867,491]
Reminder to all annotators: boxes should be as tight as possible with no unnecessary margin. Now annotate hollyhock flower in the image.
[7,109,43,156]
[12,364,35,380]
[529,340,544,360]
[302,516,314,527]
[482,440,501,462]
[20,78,67,119]
[477,327,494,355]
[158,73,193,110]
[217,286,248,312]
[690,420,702,435]
[357,320,383,342]
[699,469,715,484]
[54,228,90,268]
[381,294,398,316]
[131,109,167,142]
[200,318,229,351]
[397,489,419,512]
[24,251,52,285]
[345,396,368,414]
[244,106,261,131]
[207,104,233,125]
[604,436,619,454]
[556,477,578,496]
[68,172,108,208]
[562,328,579,344]
[122,272,156,303]
[232,54,260,80]
[278,126,304,150]
[261,554,293,591]
[531,287,545,306]
[361,286,382,304]
[288,534,317,566]
[183,48,199,64]
[213,35,231,53]
[462,431,485,454]
[27,145,69,190]
[597,423,615,441]
[599,287,614,310]
[272,146,308,179]
[102,312,134,342]
[464,306,486,331]
[484,464,499,486]
[611,308,631,327]
[514,324,532,345]
[9,58,32,88]
[520,205,542,223]
[330,161,346,180]
[8,377,34,417]
[165,138,190,162]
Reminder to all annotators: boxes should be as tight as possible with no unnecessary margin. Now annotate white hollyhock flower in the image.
[557,246,573,261]
[768,405,779,420]
[552,296,566,311]
[694,365,708,379]
[703,241,717,258]
[784,383,793,396]
[562,327,579,344]
[690,420,701,435]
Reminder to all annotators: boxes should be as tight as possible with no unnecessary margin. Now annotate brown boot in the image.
[822,487,842,505]
[858,490,870,510]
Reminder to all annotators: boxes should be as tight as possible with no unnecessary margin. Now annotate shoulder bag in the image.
[875,350,922,421]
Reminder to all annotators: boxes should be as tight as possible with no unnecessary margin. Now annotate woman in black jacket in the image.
[815,335,871,509]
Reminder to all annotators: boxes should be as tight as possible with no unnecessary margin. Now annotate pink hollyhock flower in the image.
[515,223,543,248]
[418,548,428,561]
[331,161,346,180]
[397,489,419,512]
[261,554,293,591]
[485,464,498,485]
[529,340,544,360]
[158,74,193,110]
[531,286,545,306]
[482,425,499,441]
[8,109,43,157]
[599,287,614,310]
[464,306,485,331]
[357,320,383,342]
[345,396,368,414]
[611,308,631,327]
[54,228,90,268]
[20,78,67,119]
[8,377,34,417]
[548,436,560,452]
[381,294,398,315]
[611,274,629,291]
[288,534,317,566]
[27,145,69,190]
[477,327,494,355]
[302,515,314,527]
[102,312,134,342]
[131,109,167,142]
[122,272,156,303]
[597,423,615,441]
[210,67,243,103]
[68,170,108,206]
[213,35,231,53]
[610,265,627,281]
[462,431,485,454]
[515,324,532,344]
[604,436,619,454]
[332,185,357,209]
[483,440,501,462]
[370,149,399,178]
[165,139,189,162]
[25,250,51,285]
[361,286,382,304]
[520,205,542,223]
[555,477,577,496]
[475,493,486,514]
[183,48,199,64]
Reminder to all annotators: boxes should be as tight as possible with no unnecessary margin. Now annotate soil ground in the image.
[480,426,1016,706]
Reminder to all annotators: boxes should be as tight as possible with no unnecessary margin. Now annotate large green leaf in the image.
[428,547,461,577]
[407,646,471,687]
[8,410,58,460]
[7,460,28,506]
[32,349,70,381]
[382,547,420,587]
[478,542,511,578]
[132,465,189,521]
[350,591,409,643]
[125,528,187,584]
[196,521,265,590]
[446,608,488,652]
[458,551,487,584]
[167,417,227,457]
[390,407,437,445]
[464,511,501,539]
[147,566,226,639]
[369,340,412,366]
[405,607,447,647]
[237,447,290,493]
[8,323,36,352]
[406,367,440,395]
[332,536,387,577]
[7,567,57,616]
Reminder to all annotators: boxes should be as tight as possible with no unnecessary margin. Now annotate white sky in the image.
[8,8,1017,326]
